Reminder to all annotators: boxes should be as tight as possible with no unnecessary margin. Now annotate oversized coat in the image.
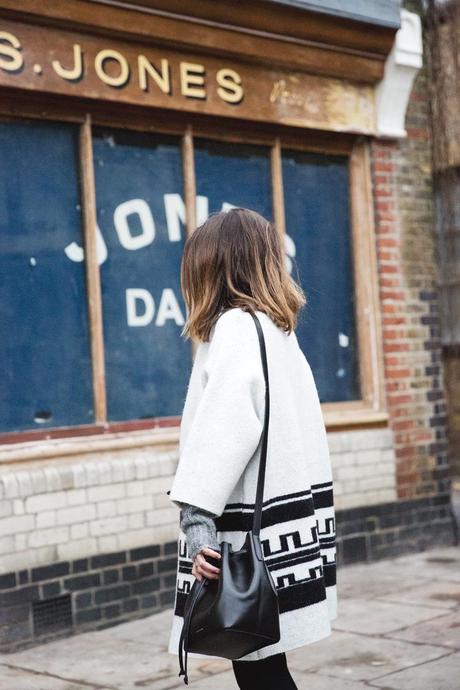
[167,307,337,661]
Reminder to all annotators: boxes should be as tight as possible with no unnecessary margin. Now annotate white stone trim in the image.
[375,9,423,139]
[0,427,179,465]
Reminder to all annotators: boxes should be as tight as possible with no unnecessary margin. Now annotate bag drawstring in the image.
[178,578,206,685]
[178,619,189,684]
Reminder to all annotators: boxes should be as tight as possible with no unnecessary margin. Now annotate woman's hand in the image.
[192,547,221,582]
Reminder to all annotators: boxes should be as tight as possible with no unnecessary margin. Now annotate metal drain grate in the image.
[32,594,73,636]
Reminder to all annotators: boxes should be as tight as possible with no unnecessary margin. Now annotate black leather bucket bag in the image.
[177,311,281,684]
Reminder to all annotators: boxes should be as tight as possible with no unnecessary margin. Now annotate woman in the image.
[167,208,337,690]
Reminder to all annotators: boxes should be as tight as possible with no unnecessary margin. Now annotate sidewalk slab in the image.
[0,546,458,690]
[288,675,369,689]
[0,636,184,690]
[0,667,92,690]
[286,630,447,682]
[375,581,460,610]
[333,597,446,635]
[369,651,460,690]
[337,547,460,599]
[387,610,460,650]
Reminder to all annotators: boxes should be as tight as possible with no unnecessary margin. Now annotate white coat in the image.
[167,307,337,661]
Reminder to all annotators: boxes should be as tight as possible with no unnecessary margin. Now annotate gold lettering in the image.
[0,31,23,72]
[216,68,243,104]
[180,62,206,99]
[138,55,170,93]
[95,49,129,87]
[52,44,83,81]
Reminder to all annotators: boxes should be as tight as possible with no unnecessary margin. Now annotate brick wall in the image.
[444,354,460,478]
[0,542,177,650]
[328,428,396,509]
[0,449,178,575]
[0,428,395,577]
[0,430,400,650]
[369,6,451,502]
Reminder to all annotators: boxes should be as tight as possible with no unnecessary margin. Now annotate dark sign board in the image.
[0,20,375,134]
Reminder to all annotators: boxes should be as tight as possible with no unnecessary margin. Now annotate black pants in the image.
[232,652,298,690]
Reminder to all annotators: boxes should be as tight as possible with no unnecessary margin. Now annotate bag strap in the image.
[249,312,270,537]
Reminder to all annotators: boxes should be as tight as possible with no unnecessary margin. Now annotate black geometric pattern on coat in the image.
[173,482,336,618]
[214,488,318,533]
[261,525,319,556]
[311,482,334,510]
[173,569,329,617]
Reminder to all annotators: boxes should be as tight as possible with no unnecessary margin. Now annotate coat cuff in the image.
[176,502,220,561]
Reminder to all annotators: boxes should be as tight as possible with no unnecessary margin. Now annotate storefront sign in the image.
[0,20,376,134]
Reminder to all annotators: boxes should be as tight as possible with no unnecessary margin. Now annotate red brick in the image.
[391,419,417,432]
[382,316,407,326]
[373,161,395,173]
[379,263,400,273]
[377,238,400,248]
[405,127,430,140]
[387,367,411,378]
[388,393,415,406]
[376,200,397,213]
[380,277,403,289]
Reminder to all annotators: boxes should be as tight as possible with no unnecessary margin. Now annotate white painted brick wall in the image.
[0,427,396,573]
[329,427,397,510]
[0,446,179,574]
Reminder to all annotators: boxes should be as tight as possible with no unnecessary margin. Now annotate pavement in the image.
[0,546,459,690]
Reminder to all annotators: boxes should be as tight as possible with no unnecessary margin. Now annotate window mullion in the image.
[182,124,197,237]
[79,114,107,424]
[182,124,198,357]
[271,137,286,238]
[349,140,385,411]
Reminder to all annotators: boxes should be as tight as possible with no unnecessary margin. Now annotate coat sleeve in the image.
[168,310,265,517]
[176,502,221,561]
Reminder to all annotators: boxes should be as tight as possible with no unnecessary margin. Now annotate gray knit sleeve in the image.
[177,502,220,561]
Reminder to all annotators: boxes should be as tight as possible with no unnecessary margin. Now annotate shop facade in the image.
[0,0,455,650]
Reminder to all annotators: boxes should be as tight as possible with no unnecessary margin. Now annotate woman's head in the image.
[180,207,306,342]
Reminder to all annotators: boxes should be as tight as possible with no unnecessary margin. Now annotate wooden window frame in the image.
[0,97,387,457]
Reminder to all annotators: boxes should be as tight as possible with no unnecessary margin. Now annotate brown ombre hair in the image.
[180,207,306,342]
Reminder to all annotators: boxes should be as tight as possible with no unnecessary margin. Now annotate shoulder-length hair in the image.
[180,207,306,342]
